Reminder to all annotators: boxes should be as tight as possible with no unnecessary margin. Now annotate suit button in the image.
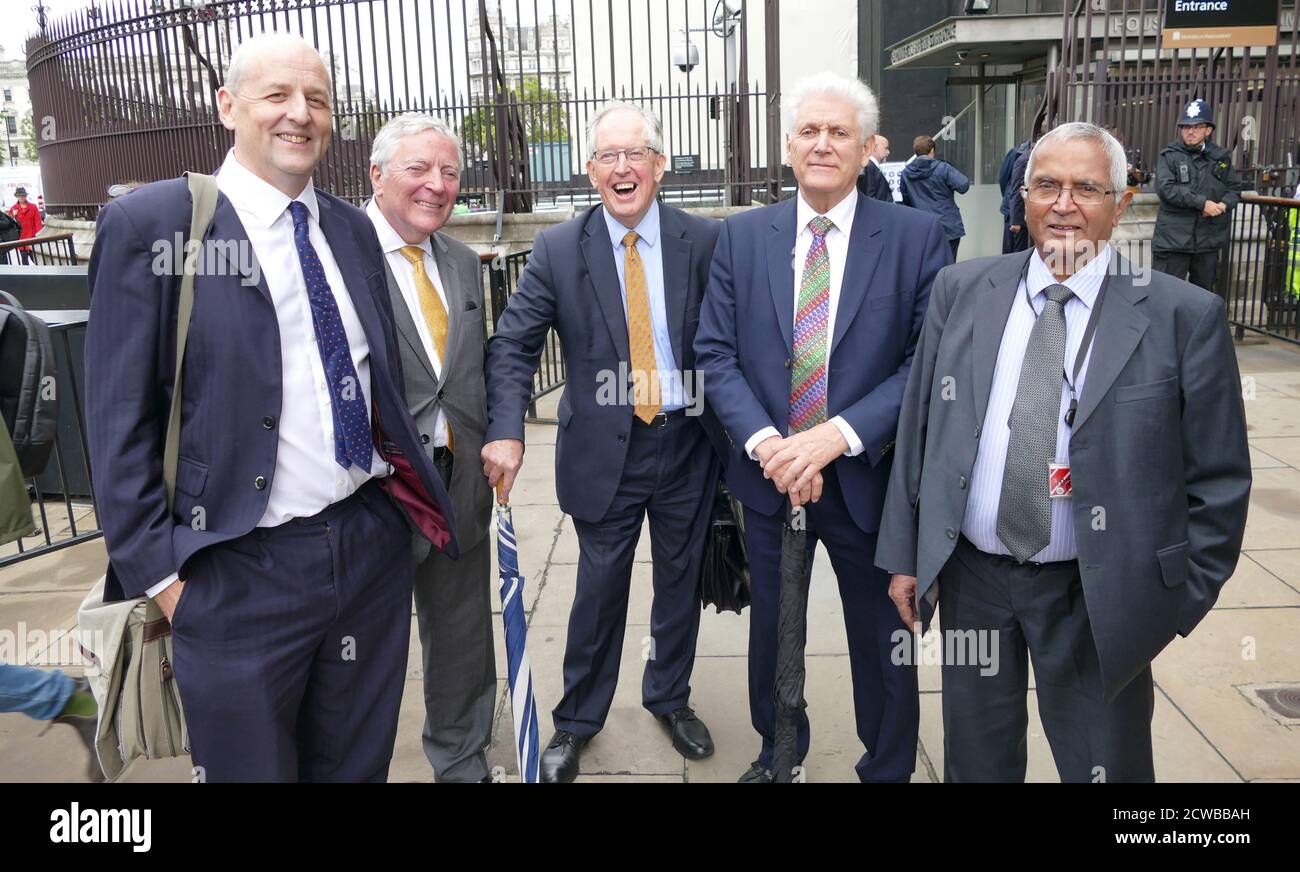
[262,416,275,429]
[946,527,956,540]
[421,434,430,444]
[618,434,626,443]
[959,475,967,489]
[254,475,267,490]
[437,388,446,400]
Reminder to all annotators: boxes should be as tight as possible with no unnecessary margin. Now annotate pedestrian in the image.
[900,135,970,260]
[8,187,43,265]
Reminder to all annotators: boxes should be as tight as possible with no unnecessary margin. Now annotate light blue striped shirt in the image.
[961,245,1112,563]
[604,201,686,411]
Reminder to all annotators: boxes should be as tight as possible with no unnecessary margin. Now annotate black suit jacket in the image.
[856,161,894,203]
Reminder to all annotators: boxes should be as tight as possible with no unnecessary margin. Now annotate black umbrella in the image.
[699,481,751,615]
[771,502,813,783]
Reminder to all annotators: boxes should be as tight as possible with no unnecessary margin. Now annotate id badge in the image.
[1048,463,1072,499]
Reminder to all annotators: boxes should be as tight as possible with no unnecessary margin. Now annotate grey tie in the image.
[996,283,1073,563]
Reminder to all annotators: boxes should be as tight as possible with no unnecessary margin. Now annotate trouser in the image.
[938,536,1155,783]
[0,664,75,720]
[171,479,414,783]
[412,448,496,782]
[744,465,919,783]
[553,413,717,737]
[1153,249,1220,295]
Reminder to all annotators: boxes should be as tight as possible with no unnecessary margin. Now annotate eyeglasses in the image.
[1022,180,1116,206]
[592,147,658,166]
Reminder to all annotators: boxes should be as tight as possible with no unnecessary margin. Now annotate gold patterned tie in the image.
[622,230,661,424]
[399,244,454,451]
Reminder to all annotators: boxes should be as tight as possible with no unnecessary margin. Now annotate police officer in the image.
[1152,99,1244,293]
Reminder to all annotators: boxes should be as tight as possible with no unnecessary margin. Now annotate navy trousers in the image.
[744,465,919,782]
[171,480,414,782]
[554,413,717,737]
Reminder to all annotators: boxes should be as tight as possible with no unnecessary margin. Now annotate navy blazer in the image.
[86,177,458,601]
[485,203,727,523]
[694,192,950,531]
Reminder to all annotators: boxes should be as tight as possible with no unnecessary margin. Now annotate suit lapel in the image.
[431,232,463,389]
[207,194,271,305]
[1072,256,1149,431]
[829,194,884,355]
[659,205,691,367]
[766,198,798,355]
[382,258,438,385]
[974,250,1033,425]
[581,206,631,361]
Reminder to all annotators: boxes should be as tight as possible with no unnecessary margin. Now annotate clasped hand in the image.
[754,422,848,508]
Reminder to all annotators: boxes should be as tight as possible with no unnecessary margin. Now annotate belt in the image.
[432,445,453,462]
[956,534,1075,569]
[633,408,688,428]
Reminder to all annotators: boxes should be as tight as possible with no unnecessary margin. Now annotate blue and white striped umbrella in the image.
[495,499,540,783]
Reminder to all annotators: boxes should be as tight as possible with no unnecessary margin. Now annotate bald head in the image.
[224,32,332,96]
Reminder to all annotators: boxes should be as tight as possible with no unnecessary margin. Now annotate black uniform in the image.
[1152,138,1243,293]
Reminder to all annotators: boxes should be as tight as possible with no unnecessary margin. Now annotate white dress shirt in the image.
[744,190,865,460]
[148,150,384,598]
[961,244,1112,563]
[366,198,451,447]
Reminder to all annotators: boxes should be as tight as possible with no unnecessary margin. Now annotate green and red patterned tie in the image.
[789,215,834,433]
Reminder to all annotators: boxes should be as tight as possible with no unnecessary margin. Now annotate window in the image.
[2,89,10,102]
[5,117,15,135]
[8,146,17,162]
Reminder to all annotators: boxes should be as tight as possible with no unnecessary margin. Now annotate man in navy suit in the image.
[695,71,950,782]
[85,32,457,782]
[483,102,727,783]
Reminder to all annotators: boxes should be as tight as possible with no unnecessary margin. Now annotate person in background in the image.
[900,135,970,261]
[999,138,1031,253]
[8,188,43,265]
[0,666,103,781]
[856,134,894,203]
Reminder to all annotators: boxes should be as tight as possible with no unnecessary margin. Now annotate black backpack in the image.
[0,211,21,243]
[0,290,58,476]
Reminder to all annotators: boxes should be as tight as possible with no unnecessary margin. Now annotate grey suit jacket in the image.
[875,249,1252,701]
[383,229,493,562]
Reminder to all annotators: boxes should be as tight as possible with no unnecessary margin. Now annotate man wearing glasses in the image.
[484,101,728,783]
[877,122,1251,781]
[1151,99,1243,294]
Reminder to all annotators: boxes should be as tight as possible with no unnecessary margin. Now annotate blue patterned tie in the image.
[288,200,371,472]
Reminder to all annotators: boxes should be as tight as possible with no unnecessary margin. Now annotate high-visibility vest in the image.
[1290,209,1300,300]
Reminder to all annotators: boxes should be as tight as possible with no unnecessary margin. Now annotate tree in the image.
[462,77,571,156]
[21,112,37,163]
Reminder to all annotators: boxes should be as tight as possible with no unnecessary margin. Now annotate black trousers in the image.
[172,479,414,782]
[1153,249,1220,295]
[554,413,718,737]
[938,537,1155,783]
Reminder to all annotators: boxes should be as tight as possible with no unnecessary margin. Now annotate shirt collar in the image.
[217,149,319,229]
[1026,244,1112,309]
[795,188,858,239]
[605,199,660,249]
[365,197,430,256]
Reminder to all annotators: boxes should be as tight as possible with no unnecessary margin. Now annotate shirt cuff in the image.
[744,427,782,461]
[830,416,864,456]
[145,573,180,599]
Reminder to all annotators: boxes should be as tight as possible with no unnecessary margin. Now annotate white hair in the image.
[224,32,332,96]
[585,100,664,157]
[1025,122,1128,197]
[782,71,879,144]
[370,114,463,175]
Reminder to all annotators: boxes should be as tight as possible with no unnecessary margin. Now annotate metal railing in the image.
[480,248,564,423]
[26,0,781,218]
[1219,193,1300,345]
[0,232,79,266]
[0,315,102,568]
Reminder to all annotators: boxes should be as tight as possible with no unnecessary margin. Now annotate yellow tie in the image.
[399,244,454,451]
[622,231,661,424]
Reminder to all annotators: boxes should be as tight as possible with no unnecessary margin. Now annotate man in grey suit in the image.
[367,114,495,782]
[876,122,1251,782]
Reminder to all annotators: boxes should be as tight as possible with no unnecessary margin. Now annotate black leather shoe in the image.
[656,706,714,760]
[737,761,773,783]
[539,730,587,783]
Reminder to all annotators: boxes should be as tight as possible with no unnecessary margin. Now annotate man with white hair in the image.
[484,101,729,782]
[695,71,950,782]
[85,32,458,781]
[366,114,496,782]
[877,122,1251,781]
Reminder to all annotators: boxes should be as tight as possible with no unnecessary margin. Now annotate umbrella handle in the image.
[495,481,508,507]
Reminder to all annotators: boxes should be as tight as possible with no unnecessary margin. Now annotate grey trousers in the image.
[938,536,1155,783]
[412,456,497,782]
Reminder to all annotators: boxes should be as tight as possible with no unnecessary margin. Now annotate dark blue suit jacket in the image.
[86,177,458,601]
[694,192,950,531]
[485,203,727,523]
